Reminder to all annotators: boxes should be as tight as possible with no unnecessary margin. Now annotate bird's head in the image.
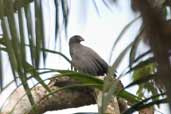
[69,35,84,45]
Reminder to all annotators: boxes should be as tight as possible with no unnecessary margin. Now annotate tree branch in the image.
[1,76,125,114]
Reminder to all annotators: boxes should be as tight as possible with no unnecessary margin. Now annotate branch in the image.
[1,76,125,114]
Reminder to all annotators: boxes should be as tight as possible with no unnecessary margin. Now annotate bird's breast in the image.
[69,44,85,56]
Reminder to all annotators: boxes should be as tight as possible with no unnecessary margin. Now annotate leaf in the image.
[5,0,36,109]
[109,16,140,63]
[18,8,26,63]
[34,0,44,68]
[145,83,159,101]
[0,75,53,112]
[130,61,159,99]
[92,0,101,16]
[58,70,141,104]
[102,0,113,12]
[0,37,6,46]
[39,0,47,66]
[25,62,51,92]
[0,80,15,93]
[124,74,156,89]
[57,70,103,88]
[61,0,69,37]
[123,93,166,114]
[41,48,71,64]
[133,50,152,64]
[24,5,36,66]
[132,62,156,81]
[4,78,51,114]
[2,29,18,84]
[25,45,71,64]
[14,0,34,11]
[0,8,18,85]
[118,90,142,104]
[123,57,155,75]
[129,27,144,68]
[0,51,3,91]
[58,70,142,107]
[111,41,133,73]
[54,0,59,42]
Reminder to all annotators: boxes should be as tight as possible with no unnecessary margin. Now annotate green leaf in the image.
[14,0,34,11]
[25,62,51,92]
[4,77,51,114]
[123,93,166,114]
[57,70,103,88]
[0,75,54,112]
[131,62,158,98]
[125,74,156,89]
[133,62,156,81]
[118,90,142,104]
[34,0,44,68]
[5,0,36,110]
[58,70,141,104]
[123,57,155,75]
[18,8,26,61]
[0,38,6,46]
[24,5,36,66]
[39,0,46,66]
[1,13,18,85]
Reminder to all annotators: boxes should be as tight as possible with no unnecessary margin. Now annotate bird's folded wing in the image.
[72,46,108,75]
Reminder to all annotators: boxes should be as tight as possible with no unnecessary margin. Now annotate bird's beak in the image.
[80,38,85,41]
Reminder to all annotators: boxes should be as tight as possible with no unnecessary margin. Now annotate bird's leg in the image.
[70,64,73,70]
[74,67,77,71]
[70,64,77,72]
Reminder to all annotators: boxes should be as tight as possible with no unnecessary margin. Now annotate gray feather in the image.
[69,35,108,76]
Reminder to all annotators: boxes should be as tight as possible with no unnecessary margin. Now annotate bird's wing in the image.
[85,46,108,75]
[71,45,108,75]
[72,52,99,75]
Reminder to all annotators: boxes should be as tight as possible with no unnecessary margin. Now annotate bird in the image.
[69,35,109,76]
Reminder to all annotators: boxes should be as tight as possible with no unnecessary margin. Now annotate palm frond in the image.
[109,16,140,63]
[54,0,59,42]
[61,0,69,38]
[0,51,3,91]
[123,93,166,114]
[129,26,144,68]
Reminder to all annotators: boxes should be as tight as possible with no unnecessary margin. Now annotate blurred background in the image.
[0,0,170,114]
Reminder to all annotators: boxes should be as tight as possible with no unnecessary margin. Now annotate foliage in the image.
[0,0,170,114]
